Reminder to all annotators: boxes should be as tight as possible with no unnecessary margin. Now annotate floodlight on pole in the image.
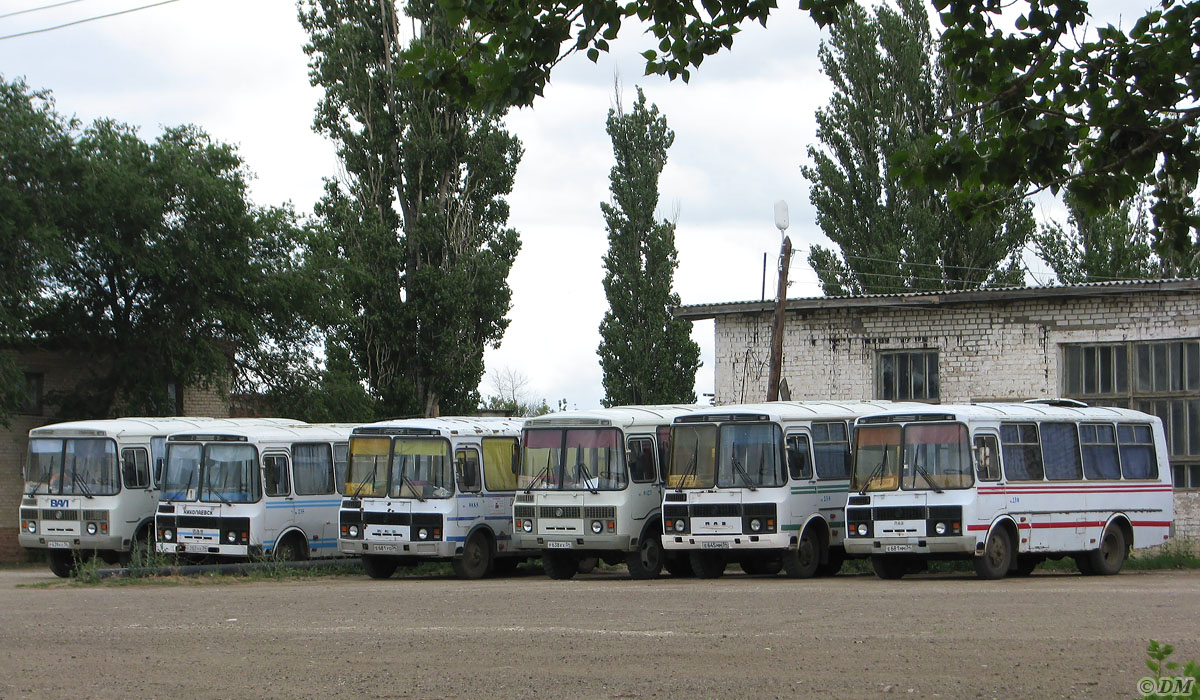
[767,200,792,402]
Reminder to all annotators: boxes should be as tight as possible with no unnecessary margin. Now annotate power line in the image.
[0,0,180,41]
[0,0,90,20]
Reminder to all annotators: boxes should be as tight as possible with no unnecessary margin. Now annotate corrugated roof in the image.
[672,278,1200,320]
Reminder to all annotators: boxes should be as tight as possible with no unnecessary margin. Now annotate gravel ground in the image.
[0,566,1197,699]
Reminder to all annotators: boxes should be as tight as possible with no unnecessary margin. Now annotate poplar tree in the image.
[597,87,699,406]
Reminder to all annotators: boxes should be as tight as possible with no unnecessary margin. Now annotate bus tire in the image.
[689,551,726,579]
[452,532,493,580]
[492,556,522,577]
[1013,554,1043,577]
[663,552,693,577]
[542,551,577,580]
[1074,554,1096,575]
[973,526,1013,580]
[274,534,308,563]
[120,526,154,567]
[817,546,846,577]
[362,555,398,579]
[1088,525,1128,576]
[740,556,782,576]
[781,528,821,579]
[625,533,664,579]
[48,550,76,578]
[871,555,907,580]
[576,557,598,574]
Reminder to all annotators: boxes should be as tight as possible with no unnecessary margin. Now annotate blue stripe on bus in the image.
[483,516,510,521]
[447,536,467,542]
[448,516,478,522]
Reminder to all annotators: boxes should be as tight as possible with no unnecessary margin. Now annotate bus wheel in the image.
[452,532,493,580]
[782,529,820,578]
[1088,525,1128,576]
[492,556,522,577]
[575,557,598,575]
[542,551,577,580]
[871,555,907,580]
[1012,554,1043,577]
[120,527,155,567]
[740,556,782,576]
[663,552,693,577]
[274,535,308,563]
[47,550,76,578]
[361,555,398,580]
[626,533,664,579]
[973,527,1013,580]
[1073,554,1096,575]
[689,551,726,579]
[817,547,845,577]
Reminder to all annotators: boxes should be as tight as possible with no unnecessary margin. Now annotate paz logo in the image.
[555,507,564,518]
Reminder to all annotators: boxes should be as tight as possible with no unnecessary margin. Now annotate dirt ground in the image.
[0,566,1197,700]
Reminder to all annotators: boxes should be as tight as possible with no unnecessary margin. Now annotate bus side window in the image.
[627,438,657,482]
[456,449,481,492]
[264,455,290,497]
[786,435,813,480]
[122,448,150,489]
[974,435,1000,481]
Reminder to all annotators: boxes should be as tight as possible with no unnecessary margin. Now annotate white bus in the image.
[19,417,283,577]
[844,401,1174,579]
[513,405,699,580]
[338,417,525,580]
[662,401,925,578]
[155,422,354,561]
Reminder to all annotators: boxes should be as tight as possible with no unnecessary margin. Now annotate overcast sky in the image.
[0,0,1141,412]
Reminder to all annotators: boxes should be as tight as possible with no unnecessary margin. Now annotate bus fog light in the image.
[25,521,36,534]
[522,520,533,533]
[591,520,603,534]
[673,519,686,533]
[856,524,868,536]
[417,528,429,540]
[86,522,97,535]
[749,519,762,532]
[934,522,947,535]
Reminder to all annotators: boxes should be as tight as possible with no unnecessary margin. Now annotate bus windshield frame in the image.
[667,422,785,489]
[162,442,262,503]
[25,437,121,497]
[519,427,628,491]
[851,422,973,492]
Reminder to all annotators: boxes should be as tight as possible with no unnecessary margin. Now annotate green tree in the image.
[803,0,1033,295]
[597,86,699,406]
[0,77,75,422]
[1033,189,1160,285]
[32,119,323,418]
[478,367,551,417]
[300,0,523,418]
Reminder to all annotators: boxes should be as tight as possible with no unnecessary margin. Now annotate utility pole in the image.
[767,201,791,402]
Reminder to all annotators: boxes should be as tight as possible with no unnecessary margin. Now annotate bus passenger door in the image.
[455,447,484,534]
[262,452,294,553]
[972,434,1007,543]
[785,433,815,528]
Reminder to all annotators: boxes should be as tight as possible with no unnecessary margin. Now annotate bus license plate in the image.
[884,544,913,553]
[702,542,730,549]
[547,541,572,549]
[47,541,70,549]
[372,544,397,552]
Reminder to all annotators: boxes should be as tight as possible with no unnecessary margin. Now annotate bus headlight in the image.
[348,524,360,538]
[226,531,237,543]
[522,520,533,533]
[163,529,175,542]
[25,521,36,534]
[591,520,603,534]
[86,522,97,535]
[749,519,762,533]
[673,519,686,533]
[856,524,868,537]
[934,522,947,536]
[417,528,429,540]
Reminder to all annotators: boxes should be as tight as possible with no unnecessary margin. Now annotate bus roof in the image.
[523,404,704,430]
[857,401,1159,423]
[351,416,524,437]
[165,422,356,443]
[29,417,305,440]
[672,401,932,424]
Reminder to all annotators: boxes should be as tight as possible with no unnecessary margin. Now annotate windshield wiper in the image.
[575,462,600,494]
[524,451,554,493]
[731,459,758,491]
[351,461,378,499]
[71,471,94,499]
[673,438,700,492]
[26,470,52,498]
[205,479,233,505]
[912,461,944,493]
[400,472,426,502]
[857,449,890,495]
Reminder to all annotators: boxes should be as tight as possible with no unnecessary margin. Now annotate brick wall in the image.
[2,349,231,562]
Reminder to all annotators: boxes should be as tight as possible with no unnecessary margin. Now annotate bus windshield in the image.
[390,438,453,499]
[25,438,120,496]
[852,425,902,492]
[667,423,783,489]
[163,444,201,501]
[520,428,627,491]
[201,444,260,503]
[346,436,389,498]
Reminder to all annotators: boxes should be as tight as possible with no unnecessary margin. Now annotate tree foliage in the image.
[803,0,1033,296]
[597,86,700,406]
[0,76,324,421]
[415,0,1199,269]
[300,0,523,418]
[479,367,552,416]
[1033,189,1160,285]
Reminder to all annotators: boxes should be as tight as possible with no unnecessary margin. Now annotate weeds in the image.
[1140,640,1200,699]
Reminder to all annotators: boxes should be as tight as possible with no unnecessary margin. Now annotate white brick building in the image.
[675,279,1200,548]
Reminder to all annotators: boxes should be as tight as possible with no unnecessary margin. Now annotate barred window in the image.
[878,351,939,402]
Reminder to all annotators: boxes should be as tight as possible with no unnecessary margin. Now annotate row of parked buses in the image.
[18,400,1174,580]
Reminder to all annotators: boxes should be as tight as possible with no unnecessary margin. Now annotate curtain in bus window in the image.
[122,448,150,489]
[717,423,783,488]
[392,439,452,498]
[813,422,850,480]
[786,435,813,480]
[263,455,290,497]
[904,424,971,489]
[293,443,334,495]
[346,437,389,497]
[627,438,657,482]
[26,439,63,495]
[333,444,349,494]
[1000,424,1044,480]
[65,439,119,496]
[205,444,260,502]
[1080,424,1121,479]
[163,444,201,501]
[656,426,671,482]
[482,437,518,491]
[564,429,625,490]
[1041,423,1083,480]
[1118,424,1158,479]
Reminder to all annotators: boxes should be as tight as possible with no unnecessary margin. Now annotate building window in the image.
[21,372,43,415]
[1063,340,1200,488]
[878,351,939,402]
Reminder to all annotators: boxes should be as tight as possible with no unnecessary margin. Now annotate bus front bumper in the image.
[516,532,633,552]
[340,538,455,558]
[157,541,250,557]
[843,535,976,556]
[662,531,791,552]
[20,533,124,552]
